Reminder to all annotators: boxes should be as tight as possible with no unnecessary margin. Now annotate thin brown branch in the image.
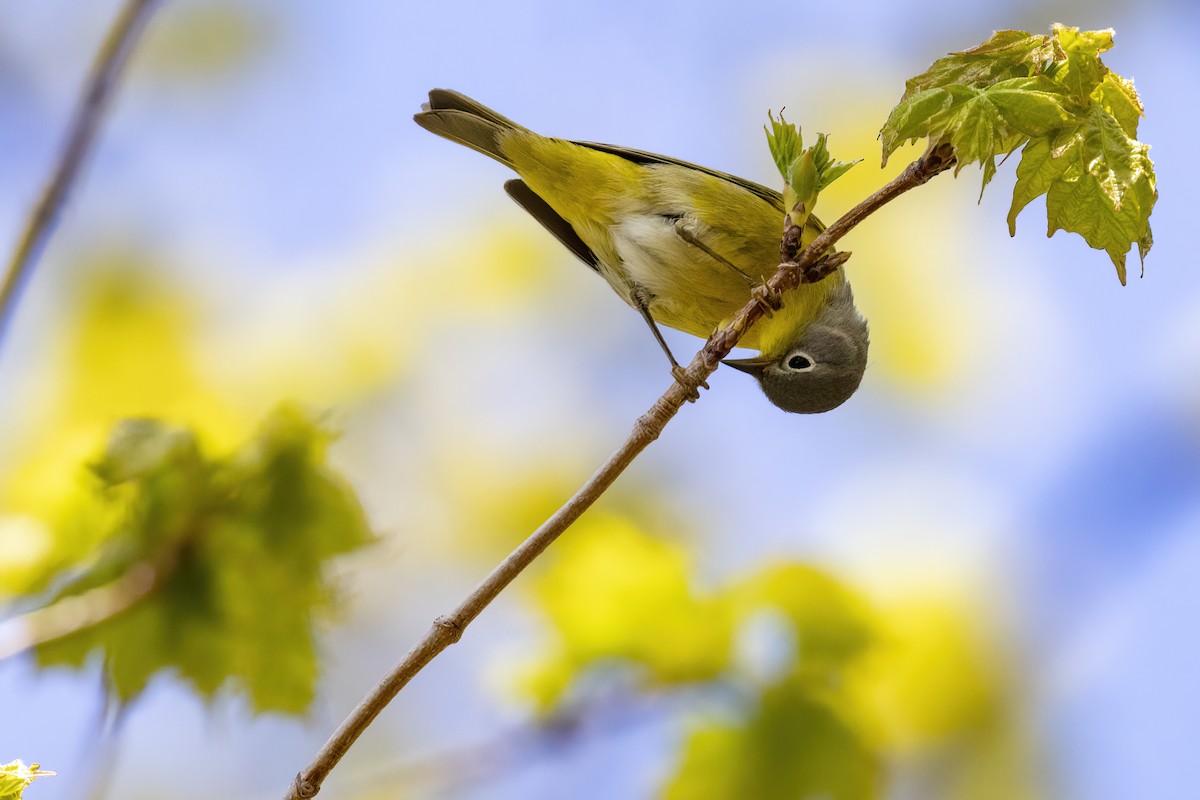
[0,0,163,349]
[0,547,180,662]
[284,142,957,799]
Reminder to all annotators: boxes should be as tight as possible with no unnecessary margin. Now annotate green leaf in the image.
[882,77,1070,192]
[883,24,1156,280]
[811,133,862,193]
[90,419,200,486]
[986,76,1075,135]
[789,149,819,214]
[765,111,803,182]
[901,30,1063,99]
[0,762,55,800]
[1009,105,1156,283]
[1091,72,1144,137]
[1006,136,1067,233]
[887,78,1069,156]
[879,86,960,161]
[33,404,375,714]
[1053,24,1114,102]
[951,89,1011,191]
[766,113,858,222]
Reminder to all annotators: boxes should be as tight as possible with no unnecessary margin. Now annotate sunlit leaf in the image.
[880,24,1156,281]
[901,30,1063,99]
[1090,72,1143,137]
[881,77,1071,192]
[1052,24,1114,102]
[1008,106,1156,283]
[0,761,55,800]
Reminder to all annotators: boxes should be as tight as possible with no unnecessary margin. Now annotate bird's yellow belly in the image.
[605,212,837,353]
[609,214,755,337]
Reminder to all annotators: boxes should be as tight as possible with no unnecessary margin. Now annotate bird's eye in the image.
[787,353,814,371]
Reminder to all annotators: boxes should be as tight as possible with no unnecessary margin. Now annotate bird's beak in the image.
[721,356,772,376]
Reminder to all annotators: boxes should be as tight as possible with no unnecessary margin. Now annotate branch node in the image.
[634,397,674,441]
[916,142,957,180]
[433,615,465,643]
[780,219,804,262]
[291,773,320,799]
[801,251,853,284]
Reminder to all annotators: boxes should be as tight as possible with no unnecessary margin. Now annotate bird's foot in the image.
[672,365,709,403]
[750,283,784,317]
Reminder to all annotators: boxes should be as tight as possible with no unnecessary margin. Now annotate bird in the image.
[414,89,868,413]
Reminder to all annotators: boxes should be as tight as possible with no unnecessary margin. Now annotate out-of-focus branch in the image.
[0,545,181,662]
[0,0,163,349]
[284,142,956,799]
[335,690,676,799]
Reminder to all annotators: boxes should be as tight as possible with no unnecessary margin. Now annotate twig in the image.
[0,548,180,662]
[284,142,957,799]
[73,692,130,800]
[0,0,163,350]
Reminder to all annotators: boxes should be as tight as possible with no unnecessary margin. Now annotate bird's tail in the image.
[414,89,527,168]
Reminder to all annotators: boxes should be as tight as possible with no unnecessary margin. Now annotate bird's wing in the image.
[572,141,786,213]
[504,179,601,272]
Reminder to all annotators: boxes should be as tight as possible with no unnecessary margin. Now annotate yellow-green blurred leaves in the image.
[61,265,222,427]
[0,244,407,596]
[517,519,882,705]
[846,600,999,752]
[436,221,562,316]
[727,564,874,677]
[515,520,1037,798]
[1,262,242,597]
[664,682,879,800]
[135,2,273,83]
[517,514,733,710]
[29,405,374,713]
[846,601,1046,800]
[428,450,592,563]
[662,566,880,799]
[0,762,55,800]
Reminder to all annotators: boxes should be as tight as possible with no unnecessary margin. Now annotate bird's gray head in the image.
[723,282,869,414]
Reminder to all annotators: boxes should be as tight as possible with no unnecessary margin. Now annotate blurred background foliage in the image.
[30,407,375,713]
[1,1,1197,799]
